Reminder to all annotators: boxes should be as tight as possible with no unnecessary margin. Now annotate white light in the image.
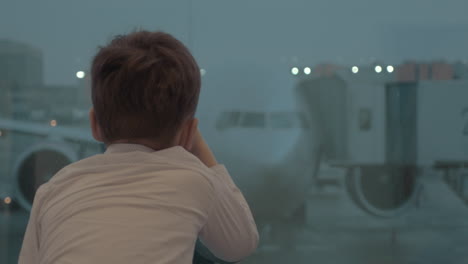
[387,65,394,73]
[303,67,312,75]
[375,65,383,73]
[291,67,299,76]
[4,197,11,205]
[200,69,206,76]
[76,71,85,79]
[50,120,57,127]
[351,66,359,74]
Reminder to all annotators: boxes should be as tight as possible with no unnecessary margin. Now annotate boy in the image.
[19,31,258,264]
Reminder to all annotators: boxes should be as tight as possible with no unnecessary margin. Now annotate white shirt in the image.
[19,144,258,264]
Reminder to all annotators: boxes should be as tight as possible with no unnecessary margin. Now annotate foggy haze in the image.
[1,0,468,85]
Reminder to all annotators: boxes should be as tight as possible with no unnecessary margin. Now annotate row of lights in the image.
[78,65,394,79]
[291,67,312,76]
[369,65,394,74]
[291,65,395,76]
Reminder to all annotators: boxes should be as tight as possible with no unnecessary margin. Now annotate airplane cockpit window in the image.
[217,111,309,130]
[215,111,241,131]
[270,112,295,129]
[239,112,266,128]
[269,112,309,129]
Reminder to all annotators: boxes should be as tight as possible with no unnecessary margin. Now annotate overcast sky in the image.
[1,0,468,85]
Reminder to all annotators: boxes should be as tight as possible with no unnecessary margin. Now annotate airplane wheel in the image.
[346,165,419,217]
[13,142,77,211]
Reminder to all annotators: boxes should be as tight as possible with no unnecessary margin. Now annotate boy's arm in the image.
[19,216,39,264]
[189,130,218,168]
[198,165,259,262]
[191,130,259,262]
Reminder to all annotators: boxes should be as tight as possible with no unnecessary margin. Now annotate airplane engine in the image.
[0,118,100,211]
[345,165,419,217]
[13,141,78,211]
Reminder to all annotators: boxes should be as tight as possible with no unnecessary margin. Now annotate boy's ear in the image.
[89,108,104,142]
[180,118,198,151]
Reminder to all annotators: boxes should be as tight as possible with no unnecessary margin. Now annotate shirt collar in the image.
[105,143,180,154]
[104,143,203,167]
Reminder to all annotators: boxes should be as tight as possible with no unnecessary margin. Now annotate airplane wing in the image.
[0,117,95,143]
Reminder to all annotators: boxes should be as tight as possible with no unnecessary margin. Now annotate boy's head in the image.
[90,31,201,149]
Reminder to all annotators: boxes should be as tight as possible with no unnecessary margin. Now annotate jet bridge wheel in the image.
[13,142,77,211]
[345,165,419,217]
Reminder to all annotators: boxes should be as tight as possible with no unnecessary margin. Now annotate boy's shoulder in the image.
[46,145,218,188]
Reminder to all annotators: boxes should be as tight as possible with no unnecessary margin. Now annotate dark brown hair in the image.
[91,31,201,145]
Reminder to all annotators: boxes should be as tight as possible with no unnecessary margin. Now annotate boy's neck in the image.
[110,138,176,151]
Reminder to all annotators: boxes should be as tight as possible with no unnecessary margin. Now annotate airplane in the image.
[0,64,431,220]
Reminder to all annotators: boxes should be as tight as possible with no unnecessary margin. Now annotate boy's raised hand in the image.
[190,129,218,168]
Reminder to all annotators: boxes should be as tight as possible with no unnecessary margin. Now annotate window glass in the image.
[2,1,468,263]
